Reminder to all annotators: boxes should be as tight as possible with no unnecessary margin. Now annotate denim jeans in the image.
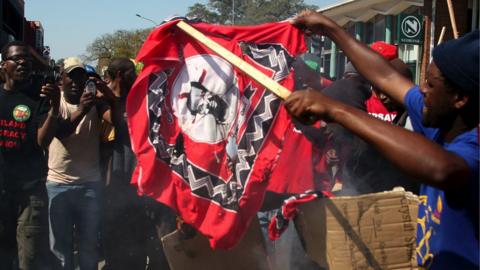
[46,181,102,270]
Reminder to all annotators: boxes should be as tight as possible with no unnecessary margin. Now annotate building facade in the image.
[313,0,479,83]
[24,20,44,55]
[0,0,50,70]
[0,0,24,48]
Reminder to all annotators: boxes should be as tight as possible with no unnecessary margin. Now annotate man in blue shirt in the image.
[288,10,479,269]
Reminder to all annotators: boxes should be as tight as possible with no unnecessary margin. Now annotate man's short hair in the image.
[1,40,29,61]
[106,57,135,80]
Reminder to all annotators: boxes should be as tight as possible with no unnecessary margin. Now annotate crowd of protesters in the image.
[0,9,478,270]
[0,42,175,270]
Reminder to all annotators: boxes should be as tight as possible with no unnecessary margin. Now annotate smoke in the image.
[258,211,323,270]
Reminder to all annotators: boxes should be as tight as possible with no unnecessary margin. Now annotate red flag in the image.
[266,123,316,194]
[127,20,306,249]
[266,119,340,194]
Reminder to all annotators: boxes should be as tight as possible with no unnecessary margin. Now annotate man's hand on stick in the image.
[285,88,339,125]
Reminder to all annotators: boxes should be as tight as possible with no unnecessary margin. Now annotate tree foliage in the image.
[85,0,316,65]
[187,3,223,24]
[186,0,317,25]
[85,28,152,63]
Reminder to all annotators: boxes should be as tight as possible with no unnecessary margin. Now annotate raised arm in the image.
[55,92,95,139]
[37,83,60,148]
[94,77,121,126]
[292,10,415,105]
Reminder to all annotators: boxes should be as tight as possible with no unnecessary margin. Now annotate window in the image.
[468,0,479,31]
[392,15,398,44]
[346,22,355,36]
[323,56,331,78]
[365,22,374,44]
[336,51,346,78]
[323,37,332,50]
[374,15,385,42]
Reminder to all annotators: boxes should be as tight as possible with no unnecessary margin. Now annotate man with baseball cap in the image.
[46,56,118,269]
[289,10,479,269]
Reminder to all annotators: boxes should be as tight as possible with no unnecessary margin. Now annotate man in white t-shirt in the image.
[46,57,118,270]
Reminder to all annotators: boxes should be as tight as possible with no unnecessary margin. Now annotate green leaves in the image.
[85,28,152,63]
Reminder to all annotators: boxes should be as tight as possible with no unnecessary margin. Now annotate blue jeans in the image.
[46,181,102,270]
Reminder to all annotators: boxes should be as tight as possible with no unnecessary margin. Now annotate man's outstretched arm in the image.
[292,10,415,106]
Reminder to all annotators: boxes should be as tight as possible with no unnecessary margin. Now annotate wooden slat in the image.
[437,26,446,45]
[446,0,459,39]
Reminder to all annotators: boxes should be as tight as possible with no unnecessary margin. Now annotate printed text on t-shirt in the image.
[0,119,27,149]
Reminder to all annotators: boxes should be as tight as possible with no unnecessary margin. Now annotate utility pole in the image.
[135,14,158,26]
[232,0,235,25]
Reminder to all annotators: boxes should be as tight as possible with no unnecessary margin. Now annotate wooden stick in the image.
[437,26,446,45]
[446,0,459,39]
[176,20,291,100]
[420,15,431,86]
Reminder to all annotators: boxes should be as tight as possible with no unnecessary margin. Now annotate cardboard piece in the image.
[161,218,270,270]
[295,189,419,270]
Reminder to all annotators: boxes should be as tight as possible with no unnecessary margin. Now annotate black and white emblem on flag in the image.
[145,44,297,209]
[171,55,239,144]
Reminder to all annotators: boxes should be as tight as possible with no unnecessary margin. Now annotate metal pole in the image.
[355,22,363,41]
[135,14,158,26]
[472,0,478,31]
[232,0,235,25]
[329,42,336,79]
[385,15,392,43]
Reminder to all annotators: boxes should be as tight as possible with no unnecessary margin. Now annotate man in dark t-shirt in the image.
[0,41,59,269]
